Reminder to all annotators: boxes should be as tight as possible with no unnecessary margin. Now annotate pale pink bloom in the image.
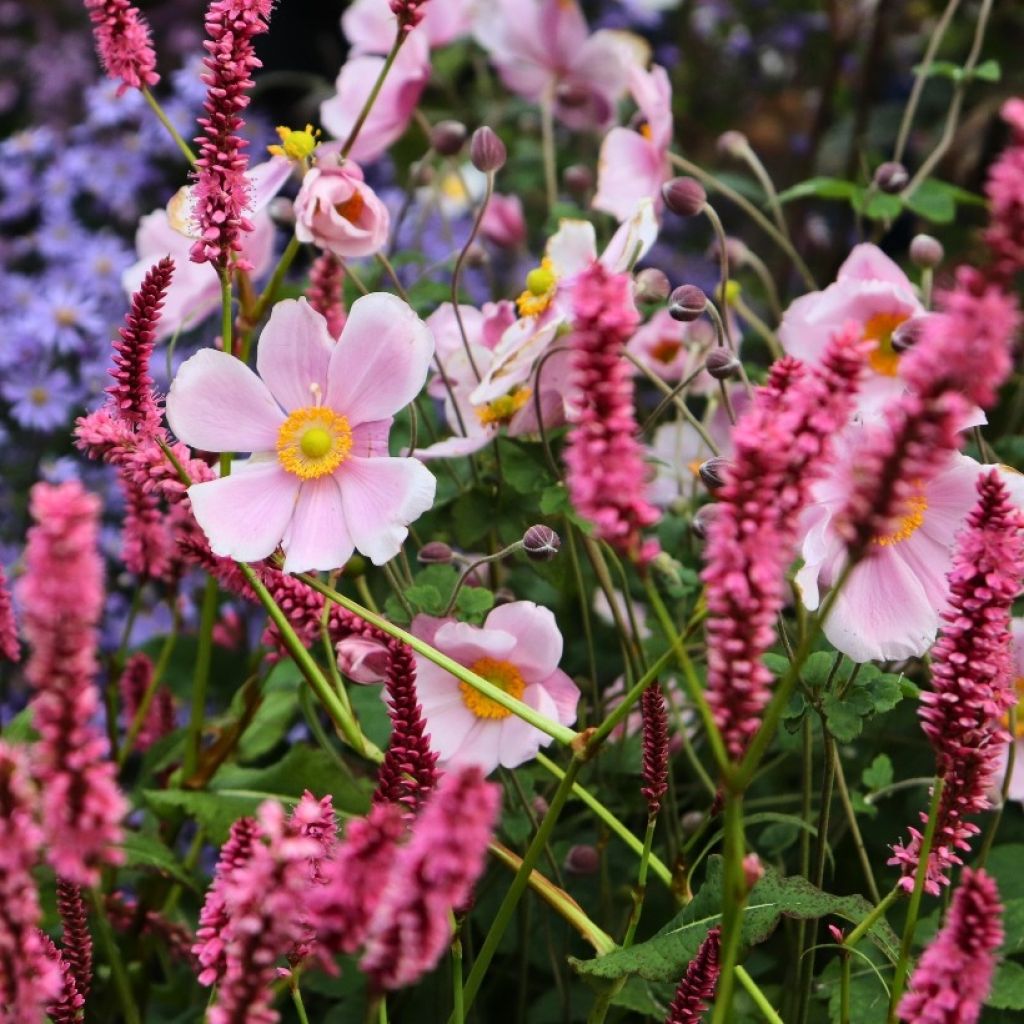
[343,0,474,53]
[337,634,394,683]
[594,63,672,221]
[165,296,436,573]
[294,159,390,259]
[778,243,926,415]
[474,0,638,131]
[320,30,431,165]
[123,157,290,341]
[797,442,1024,664]
[410,603,580,774]
[898,867,1002,1024]
[480,192,527,249]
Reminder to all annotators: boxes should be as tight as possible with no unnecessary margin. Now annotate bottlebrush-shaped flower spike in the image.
[39,933,85,1024]
[17,481,125,886]
[889,471,1024,893]
[84,0,159,95]
[641,682,669,818]
[57,880,93,1003]
[360,765,500,990]
[665,926,721,1024]
[898,868,1003,1024]
[118,652,176,753]
[289,790,337,885]
[190,0,273,269]
[983,98,1024,285]
[0,565,18,663]
[306,252,347,338]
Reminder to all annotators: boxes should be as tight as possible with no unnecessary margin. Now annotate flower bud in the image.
[564,844,600,875]
[668,284,707,322]
[633,267,671,303]
[691,504,718,540]
[743,853,765,890]
[523,524,561,561]
[698,457,729,491]
[563,163,593,196]
[717,130,748,158]
[662,176,707,217]
[430,119,468,156]
[909,233,944,269]
[470,126,506,173]
[705,348,741,380]
[465,243,489,268]
[891,316,927,354]
[343,554,367,576]
[873,161,909,194]
[680,810,705,836]
[418,541,454,564]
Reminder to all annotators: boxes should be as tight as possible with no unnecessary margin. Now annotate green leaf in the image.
[905,179,970,224]
[999,898,1024,956]
[974,58,1002,82]
[452,490,494,547]
[776,177,860,205]
[981,846,1024,902]
[235,667,301,762]
[0,707,36,744]
[120,832,197,890]
[802,651,838,689]
[609,978,674,1018]
[862,754,893,792]
[862,192,904,221]
[498,438,553,495]
[988,961,1024,1010]
[912,58,1000,83]
[456,586,495,620]
[857,673,904,714]
[821,693,864,742]
[404,583,445,616]
[540,484,571,516]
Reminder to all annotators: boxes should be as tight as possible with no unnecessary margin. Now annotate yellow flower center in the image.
[639,122,654,141]
[55,307,77,327]
[440,172,469,202]
[873,492,928,547]
[516,258,558,317]
[460,657,526,719]
[276,406,352,480]
[29,387,48,406]
[268,124,320,161]
[476,387,532,426]
[864,311,910,377]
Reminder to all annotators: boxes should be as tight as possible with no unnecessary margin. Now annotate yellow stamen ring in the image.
[864,310,910,378]
[276,406,352,480]
[460,657,526,720]
[873,492,928,547]
[476,387,532,426]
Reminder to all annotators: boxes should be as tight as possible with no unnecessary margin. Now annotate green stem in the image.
[89,888,141,1024]
[737,968,785,1024]
[142,86,196,164]
[833,749,882,903]
[888,778,946,1020]
[219,268,233,355]
[842,887,899,951]
[540,86,558,214]
[290,978,312,1024]
[710,790,747,1024]
[450,172,494,382]
[451,928,465,1024]
[840,950,852,1024]
[184,575,218,776]
[622,816,657,948]
[299,575,577,746]
[451,756,584,1022]
[341,33,405,158]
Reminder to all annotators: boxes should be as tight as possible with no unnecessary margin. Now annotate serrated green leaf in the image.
[120,832,196,889]
[1,707,36,744]
[988,961,1024,1010]
[906,180,957,223]
[912,59,963,80]
[857,674,903,714]
[802,651,838,689]
[498,438,552,494]
[456,585,495,619]
[862,192,904,221]
[862,754,893,791]
[540,484,571,516]
[404,583,444,615]
[776,177,860,204]
[821,693,864,742]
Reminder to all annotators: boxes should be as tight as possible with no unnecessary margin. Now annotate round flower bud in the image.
[717,130,748,158]
[343,554,367,577]
[891,316,928,354]
[873,161,909,194]
[909,233,944,269]
[698,458,730,491]
[430,119,468,156]
[418,541,454,564]
[681,810,705,836]
[706,348,741,380]
[743,852,765,889]
[523,524,561,561]
[564,844,600,876]
[662,176,707,217]
[668,284,707,322]
[691,504,718,541]
[634,267,671,303]
[470,126,507,173]
[563,163,593,196]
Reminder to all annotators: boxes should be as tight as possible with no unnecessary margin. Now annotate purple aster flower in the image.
[31,278,105,354]
[0,161,36,222]
[74,233,134,299]
[35,211,91,262]
[83,77,147,129]
[2,367,80,431]
[0,333,45,373]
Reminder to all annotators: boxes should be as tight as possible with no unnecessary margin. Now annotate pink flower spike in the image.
[289,791,337,885]
[565,260,661,562]
[665,926,721,1024]
[360,765,501,990]
[306,253,348,338]
[984,98,1024,284]
[190,0,273,269]
[898,868,1002,1024]
[17,481,125,886]
[56,880,93,1004]
[0,565,18,663]
[165,295,436,573]
[119,652,176,753]
[641,682,669,818]
[84,0,159,95]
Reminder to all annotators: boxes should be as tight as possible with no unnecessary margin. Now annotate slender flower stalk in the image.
[0,566,18,663]
[0,743,64,1020]
[897,868,1002,1024]
[305,253,347,338]
[191,0,273,269]
[640,683,669,819]
[17,482,125,885]
[889,471,1024,893]
[84,0,159,95]
[665,927,722,1024]
[565,261,660,563]
[57,880,93,1003]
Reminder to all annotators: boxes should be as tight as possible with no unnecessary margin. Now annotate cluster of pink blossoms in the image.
[84,0,159,95]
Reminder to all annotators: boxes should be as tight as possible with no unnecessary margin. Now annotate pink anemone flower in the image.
[410,603,580,774]
[474,0,640,131]
[320,30,431,165]
[778,243,926,415]
[165,296,436,573]
[594,63,673,221]
[123,157,291,342]
[796,444,1024,663]
[342,0,474,54]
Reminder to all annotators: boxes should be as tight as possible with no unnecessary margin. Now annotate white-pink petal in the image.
[281,475,355,573]
[433,621,518,666]
[256,298,335,413]
[166,349,284,453]
[485,602,564,682]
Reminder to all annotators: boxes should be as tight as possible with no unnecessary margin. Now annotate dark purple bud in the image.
[634,268,671,303]
[669,284,707,322]
[691,504,718,540]
[891,316,928,353]
[523,524,561,561]
[430,119,468,156]
[705,348,741,380]
[873,161,909,194]
[640,683,669,818]
[564,844,600,875]
[909,233,944,269]
[563,163,593,196]
[662,176,707,217]
[698,458,729,491]
[470,126,506,173]
[418,541,453,564]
